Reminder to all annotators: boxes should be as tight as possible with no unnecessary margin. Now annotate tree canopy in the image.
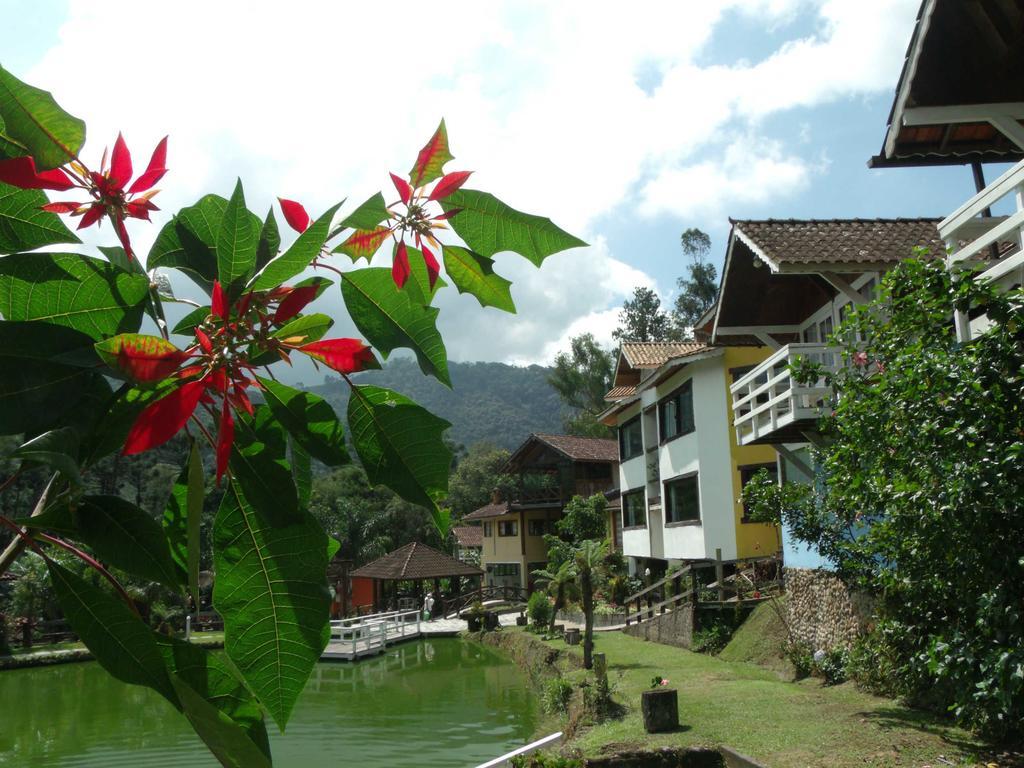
[547,334,615,437]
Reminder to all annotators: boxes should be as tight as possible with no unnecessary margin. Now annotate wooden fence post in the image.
[715,548,724,602]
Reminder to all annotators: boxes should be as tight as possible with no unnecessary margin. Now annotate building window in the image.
[527,519,547,536]
[739,463,778,522]
[622,489,646,528]
[664,474,700,524]
[482,522,492,537]
[619,416,643,460]
[498,520,519,537]
[659,380,694,442]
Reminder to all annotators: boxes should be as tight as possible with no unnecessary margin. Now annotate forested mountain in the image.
[303,358,565,451]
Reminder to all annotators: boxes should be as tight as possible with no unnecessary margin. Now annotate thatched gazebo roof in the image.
[349,542,482,581]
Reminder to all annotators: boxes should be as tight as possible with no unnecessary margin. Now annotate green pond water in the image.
[0,638,537,767]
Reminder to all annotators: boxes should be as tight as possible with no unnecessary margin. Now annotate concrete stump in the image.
[641,688,678,733]
[565,627,581,645]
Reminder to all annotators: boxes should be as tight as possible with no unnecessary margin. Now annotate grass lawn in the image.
[534,629,997,767]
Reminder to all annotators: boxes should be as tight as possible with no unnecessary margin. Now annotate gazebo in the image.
[349,542,483,614]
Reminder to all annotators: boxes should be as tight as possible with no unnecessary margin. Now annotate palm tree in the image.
[531,560,576,634]
[574,539,608,670]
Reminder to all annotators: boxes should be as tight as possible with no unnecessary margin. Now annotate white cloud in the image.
[638,135,814,219]
[20,0,918,365]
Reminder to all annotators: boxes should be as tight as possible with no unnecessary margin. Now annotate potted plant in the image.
[466,601,485,632]
[641,676,678,733]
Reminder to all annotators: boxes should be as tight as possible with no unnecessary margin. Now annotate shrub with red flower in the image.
[0,65,584,768]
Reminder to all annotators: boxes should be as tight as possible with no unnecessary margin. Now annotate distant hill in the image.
[303,358,565,451]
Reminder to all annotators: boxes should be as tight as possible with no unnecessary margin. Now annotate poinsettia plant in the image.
[0,65,584,767]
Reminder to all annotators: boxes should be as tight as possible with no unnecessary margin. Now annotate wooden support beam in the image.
[774,444,814,480]
[820,272,868,305]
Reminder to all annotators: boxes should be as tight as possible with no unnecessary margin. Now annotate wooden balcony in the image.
[730,343,837,446]
[941,158,1024,289]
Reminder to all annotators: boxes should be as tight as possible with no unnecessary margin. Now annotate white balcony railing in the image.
[940,157,1024,286]
[730,343,838,445]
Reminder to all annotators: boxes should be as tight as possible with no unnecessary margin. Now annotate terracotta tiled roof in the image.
[463,502,509,521]
[350,542,482,580]
[621,341,708,369]
[604,385,637,401]
[733,218,943,267]
[531,434,618,462]
[451,525,482,548]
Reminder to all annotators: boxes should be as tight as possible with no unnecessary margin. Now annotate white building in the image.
[600,341,781,577]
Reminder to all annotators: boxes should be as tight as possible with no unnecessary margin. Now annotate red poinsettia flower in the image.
[4,133,168,260]
[0,155,75,191]
[297,338,377,373]
[279,198,310,233]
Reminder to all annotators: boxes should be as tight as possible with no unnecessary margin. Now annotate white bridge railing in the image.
[730,343,837,445]
[474,732,563,768]
[329,609,421,657]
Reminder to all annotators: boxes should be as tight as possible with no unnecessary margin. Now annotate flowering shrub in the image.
[744,259,1024,740]
[0,66,583,766]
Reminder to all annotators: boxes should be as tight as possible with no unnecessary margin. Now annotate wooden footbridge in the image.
[322,608,450,661]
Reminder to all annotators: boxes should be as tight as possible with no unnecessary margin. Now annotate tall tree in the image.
[444,443,514,518]
[548,334,615,437]
[672,227,718,339]
[612,286,672,343]
[574,539,608,670]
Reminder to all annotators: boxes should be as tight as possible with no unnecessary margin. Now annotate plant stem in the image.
[0,473,58,575]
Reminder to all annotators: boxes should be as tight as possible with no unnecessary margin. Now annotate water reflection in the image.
[0,639,536,767]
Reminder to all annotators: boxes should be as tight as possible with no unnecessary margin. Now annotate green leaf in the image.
[30,496,182,591]
[213,481,331,730]
[156,636,272,765]
[442,245,515,312]
[0,252,149,340]
[332,226,391,262]
[0,181,79,252]
[409,120,454,187]
[347,385,452,517]
[170,676,273,768]
[9,427,81,486]
[47,561,177,705]
[402,244,447,306]
[147,195,226,290]
[258,377,348,466]
[442,188,587,266]
[248,312,333,367]
[230,406,299,526]
[217,179,259,295]
[171,305,212,336]
[256,207,280,273]
[341,267,450,386]
[274,312,333,343]
[163,439,204,603]
[291,437,312,509]
[338,192,389,232]
[0,65,85,168]
[0,320,110,436]
[250,202,343,291]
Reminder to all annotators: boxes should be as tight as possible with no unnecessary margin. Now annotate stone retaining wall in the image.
[784,567,873,651]
[621,604,695,649]
[556,610,628,628]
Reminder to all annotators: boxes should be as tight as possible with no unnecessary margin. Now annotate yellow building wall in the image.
[723,346,784,559]
[479,509,557,587]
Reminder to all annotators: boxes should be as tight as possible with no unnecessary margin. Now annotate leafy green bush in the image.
[744,259,1024,740]
[528,591,553,628]
[786,641,814,680]
[511,752,583,768]
[541,677,574,714]
[691,623,733,655]
[815,648,849,686]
